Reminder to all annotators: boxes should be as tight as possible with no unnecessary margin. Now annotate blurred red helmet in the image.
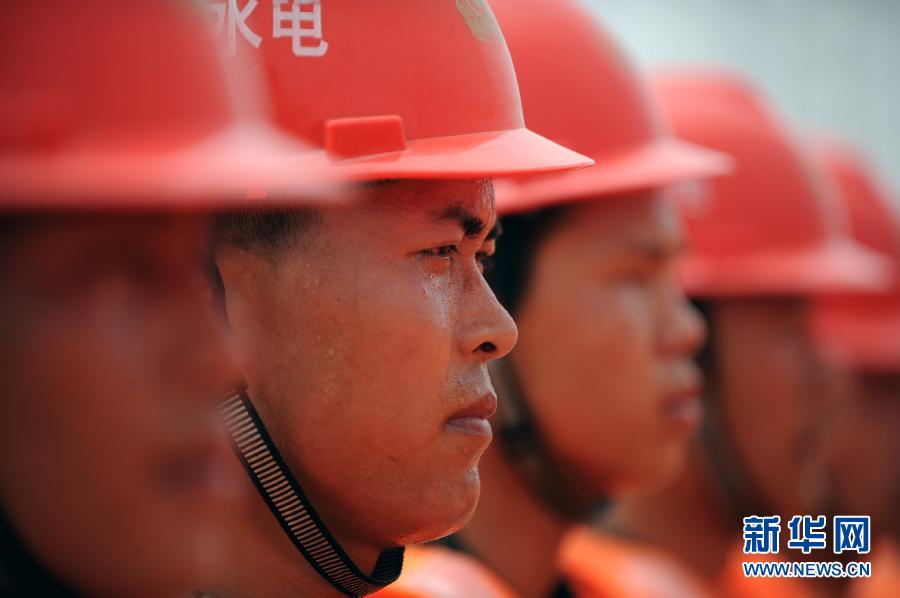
[652,70,891,297]
[809,138,900,372]
[488,0,730,216]
[212,0,592,180]
[0,0,332,210]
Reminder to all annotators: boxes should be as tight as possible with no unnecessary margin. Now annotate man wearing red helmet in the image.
[0,0,329,596]
[199,2,591,596]
[597,72,892,597]
[376,0,730,596]
[810,138,900,598]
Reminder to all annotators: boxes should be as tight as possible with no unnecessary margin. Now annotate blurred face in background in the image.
[509,190,707,498]
[827,369,900,537]
[0,215,238,597]
[707,298,830,517]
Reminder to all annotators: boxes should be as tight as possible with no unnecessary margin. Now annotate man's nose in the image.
[660,287,708,359]
[458,272,519,362]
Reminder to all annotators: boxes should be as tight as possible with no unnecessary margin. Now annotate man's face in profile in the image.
[218,179,518,550]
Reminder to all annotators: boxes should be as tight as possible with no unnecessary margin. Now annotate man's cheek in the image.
[374,288,453,363]
[355,400,441,459]
[366,329,449,446]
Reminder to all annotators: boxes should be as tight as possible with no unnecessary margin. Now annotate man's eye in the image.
[423,245,458,259]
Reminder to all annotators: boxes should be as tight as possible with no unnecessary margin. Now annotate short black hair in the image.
[214,207,321,257]
[209,208,321,313]
[484,205,571,318]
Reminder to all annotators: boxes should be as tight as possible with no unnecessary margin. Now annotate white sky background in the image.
[586,0,899,205]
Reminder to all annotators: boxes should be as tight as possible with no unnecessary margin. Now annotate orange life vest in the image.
[559,526,714,597]
[847,539,900,598]
[372,545,516,598]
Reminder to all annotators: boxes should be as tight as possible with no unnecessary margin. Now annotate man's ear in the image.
[214,245,274,364]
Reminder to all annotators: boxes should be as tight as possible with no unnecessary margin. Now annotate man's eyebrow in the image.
[432,204,488,239]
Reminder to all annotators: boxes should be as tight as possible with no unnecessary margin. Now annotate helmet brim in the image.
[812,293,900,372]
[682,239,894,298]
[333,127,593,181]
[494,137,732,216]
[0,122,341,211]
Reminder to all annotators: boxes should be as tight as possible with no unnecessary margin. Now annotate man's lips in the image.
[446,393,498,437]
[663,387,703,429]
[662,366,704,429]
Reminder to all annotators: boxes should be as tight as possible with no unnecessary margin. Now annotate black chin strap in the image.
[491,360,588,521]
[219,390,404,597]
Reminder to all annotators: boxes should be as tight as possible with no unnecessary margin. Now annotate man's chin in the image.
[394,478,481,545]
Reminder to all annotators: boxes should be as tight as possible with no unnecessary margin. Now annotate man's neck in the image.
[602,444,737,582]
[199,458,383,598]
[455,443,570,598]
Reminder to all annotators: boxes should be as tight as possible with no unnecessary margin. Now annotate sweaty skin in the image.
[208,179,517,596]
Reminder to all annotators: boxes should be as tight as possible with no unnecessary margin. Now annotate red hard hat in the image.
[809,138,900,372]
[652,70,891,297]
[487,0,731,216]
[0,0,333,210]
[213,0,592,180]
